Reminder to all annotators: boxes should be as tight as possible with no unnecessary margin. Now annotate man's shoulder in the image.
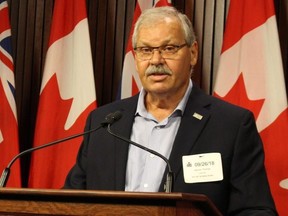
[190,85,253,117]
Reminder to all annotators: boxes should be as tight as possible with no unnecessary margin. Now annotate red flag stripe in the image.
[221,0,275,53]
[48,0,87,47]
[0,6,10,33]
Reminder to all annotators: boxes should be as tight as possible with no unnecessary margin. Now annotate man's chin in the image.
[145,86,171,95]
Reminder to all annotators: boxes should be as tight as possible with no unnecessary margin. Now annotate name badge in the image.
[182,153,223,183]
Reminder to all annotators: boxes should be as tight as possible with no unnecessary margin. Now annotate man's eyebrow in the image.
[136,39,173,47]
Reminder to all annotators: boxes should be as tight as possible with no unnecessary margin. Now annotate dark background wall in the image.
[6,0,288,186]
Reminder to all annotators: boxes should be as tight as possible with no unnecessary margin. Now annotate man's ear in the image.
[190,41,198,66]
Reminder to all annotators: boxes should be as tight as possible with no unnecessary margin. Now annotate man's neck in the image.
[145,90,185,122]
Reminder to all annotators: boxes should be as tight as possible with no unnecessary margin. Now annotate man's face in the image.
[134,18,198,97]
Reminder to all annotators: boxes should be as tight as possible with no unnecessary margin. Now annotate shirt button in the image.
[144,183,148,188]
[150,154,155,158]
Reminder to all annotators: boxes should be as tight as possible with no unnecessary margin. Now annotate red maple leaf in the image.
[214,73,265,120]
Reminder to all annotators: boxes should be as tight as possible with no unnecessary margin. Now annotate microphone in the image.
[106,111,174,193]
[0,113,114,187]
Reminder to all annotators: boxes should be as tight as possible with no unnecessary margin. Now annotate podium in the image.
[0,188,222,215]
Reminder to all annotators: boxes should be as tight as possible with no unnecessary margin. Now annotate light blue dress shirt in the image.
[125,80,193,192]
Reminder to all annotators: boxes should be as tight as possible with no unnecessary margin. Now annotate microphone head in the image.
[111,111,122,122]
[102,111,122,126]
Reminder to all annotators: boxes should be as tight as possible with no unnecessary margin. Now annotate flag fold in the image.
[0,0,21,187]
[29,0,97,189]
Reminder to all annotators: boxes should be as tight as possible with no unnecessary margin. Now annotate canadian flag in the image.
[0,0,21,187]
[119,0,171,99]
[29,0,97,188]
[213,0,288,215]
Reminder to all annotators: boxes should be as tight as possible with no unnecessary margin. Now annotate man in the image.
[64,6,277,215]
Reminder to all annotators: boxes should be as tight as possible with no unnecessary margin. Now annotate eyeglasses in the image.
[133,43,187,61]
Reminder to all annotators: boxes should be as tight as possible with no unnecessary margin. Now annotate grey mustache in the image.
[145,65,173,76]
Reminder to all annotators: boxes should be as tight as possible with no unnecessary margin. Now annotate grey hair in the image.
[132,6,196,48]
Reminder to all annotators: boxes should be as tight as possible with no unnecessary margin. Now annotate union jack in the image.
[0,0,21,187]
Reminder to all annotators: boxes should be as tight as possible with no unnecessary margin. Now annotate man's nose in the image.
[149,50,165,65]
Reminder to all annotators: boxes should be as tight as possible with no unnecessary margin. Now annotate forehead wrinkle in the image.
[136,19,185,47]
